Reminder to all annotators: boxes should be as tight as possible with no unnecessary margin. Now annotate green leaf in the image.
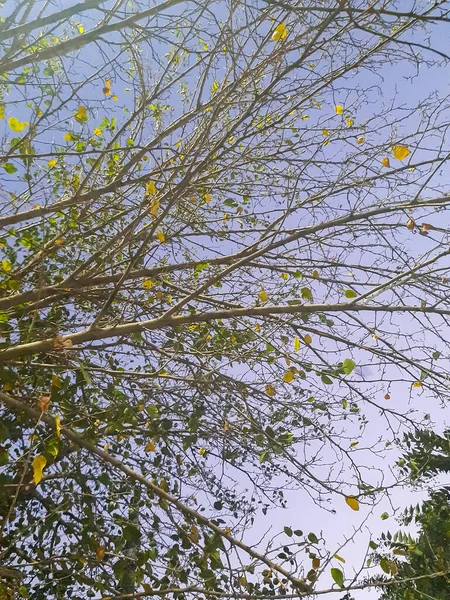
[342,358,356,375]
[345,289,357,299]
[301,287,313,302]
[380,557,390,574]
[2,162,17,174]
[331,568,344,588]
[284,526,293,537]
[194,262,210,273]
[147,405,159,419]
[308,532,318,543]
[259,449,270,464]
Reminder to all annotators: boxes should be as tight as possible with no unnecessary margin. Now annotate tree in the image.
[2,0,450,598]
[375,430,450,600]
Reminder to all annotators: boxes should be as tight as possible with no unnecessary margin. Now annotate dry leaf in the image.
[38,395,51,413]
[406,218,415,230]
[304,334,312,344]
[96,546,105,561]
[312,557,320,569]
[421,223,433,232]
[53,336,73,349]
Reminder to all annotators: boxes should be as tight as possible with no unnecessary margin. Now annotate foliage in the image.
[376,431,450,599]
[1,0,450,599]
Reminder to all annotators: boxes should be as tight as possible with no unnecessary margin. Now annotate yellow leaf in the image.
[259,289,268,302]
[204,193,211,202]
[413,381,423,388]
[93,127,103,136]
[335,105,343,115]
[96,546,105,561]
[104,78,111,90]
[281,273,288,280]
[189,525,200,543]
[103,87,111,96]
[294,336,301,351]
[48,159,57,168]
[265,384,276,396]
[271,23,287,42]
[322,129,329,136]
[32,455,47,485]
[150,197,160,217]
[142,279,154,289]
[304,334,312,344]
[145,441,156,452]
[346,117,353,127]
[64,132,74,141]
[334,554,346,563]
[381,157,390,167]
[211,81,218,93]
[199,447,206,455]
[0,104,4,119]
[146,181,156,195]
[8,117,26,132]
[51,374,62,388]
[156,230,165,243]
[55,414,62,439]
[392,145,410,160]
[1,259,12,271]
[74,105,88,122]
[345,496,359,511]
[356,136,365,144]
[283,370,294,383]
[312,270,319,279]
[112,95,118,101]
[78,26,84,33]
